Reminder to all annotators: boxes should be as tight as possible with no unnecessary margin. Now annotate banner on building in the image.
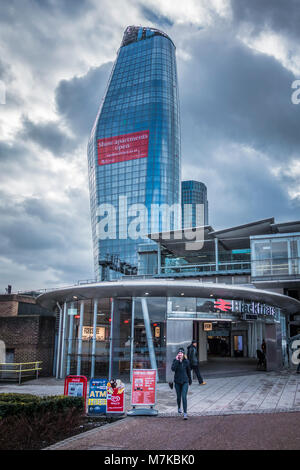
[97,130,149,165]
[131,369,156,406]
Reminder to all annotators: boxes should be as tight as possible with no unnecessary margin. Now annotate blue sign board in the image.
[87,378,107,415]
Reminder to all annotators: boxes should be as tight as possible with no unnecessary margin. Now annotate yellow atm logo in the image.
[89,390,106,398]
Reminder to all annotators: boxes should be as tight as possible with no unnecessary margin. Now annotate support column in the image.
[215,238,219,272]
[130,298,135,383]
[76,300,84,376]
[66,302,75,376]
[157,244,161,275]
[265,322,282,371]
[90,299,98,378]
[55,302,63,379]
[287,240,292,275]
[141,298,158,378]
[109,298,114,380]
[60,301,67,379]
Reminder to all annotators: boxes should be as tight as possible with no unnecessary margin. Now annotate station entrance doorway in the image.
[192,320,258,377]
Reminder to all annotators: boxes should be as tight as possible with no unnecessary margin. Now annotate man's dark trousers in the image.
[192,364,204,384]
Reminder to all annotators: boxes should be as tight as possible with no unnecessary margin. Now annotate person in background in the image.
[171,347,192,420]
[187,340,207,385]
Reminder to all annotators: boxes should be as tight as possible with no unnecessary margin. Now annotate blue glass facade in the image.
[181,180,208,228]
[88,26,181,280]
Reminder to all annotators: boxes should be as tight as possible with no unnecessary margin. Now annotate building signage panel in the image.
[173,297,282,322]
[212,298,279,319]
[88,378,107,415]
[107,379,125,414]
[207,330,230,337]
[68,308,77,316]
[203,322,212,331]
[97,130,149,166]
[131,369,156,406]
[82,326,106,341]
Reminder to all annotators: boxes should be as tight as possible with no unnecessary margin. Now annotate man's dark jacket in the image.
[187,344,198,367]
[171,358,192,384]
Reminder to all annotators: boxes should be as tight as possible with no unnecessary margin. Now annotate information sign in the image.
[107,379,125,414]
[131,369,156,406]
[64,375,88,410]
[87,378,107,415]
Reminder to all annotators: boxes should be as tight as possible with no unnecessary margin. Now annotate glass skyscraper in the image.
[88,26,181,280]
[181,180,209,228]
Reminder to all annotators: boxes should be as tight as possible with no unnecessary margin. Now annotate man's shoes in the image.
[199,382,207,385]
[183,413,188,420]
[178,408,182,414]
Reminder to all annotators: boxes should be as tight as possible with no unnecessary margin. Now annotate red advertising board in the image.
[131,369,156,406]
[106,379,125,414]
[97,130,149,166]
[64,375,88,403]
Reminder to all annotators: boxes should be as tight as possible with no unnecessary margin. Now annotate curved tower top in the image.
[121,25,175,48]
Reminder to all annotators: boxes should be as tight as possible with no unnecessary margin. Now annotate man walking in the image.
[187,340,206,385]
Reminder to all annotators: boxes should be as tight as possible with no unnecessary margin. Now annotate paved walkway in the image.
[2,371,300,450]
[44,412,300,450]
[1,370,300,416]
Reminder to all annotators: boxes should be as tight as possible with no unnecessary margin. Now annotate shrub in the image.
[0,393,84,418]
[0,393,86,450]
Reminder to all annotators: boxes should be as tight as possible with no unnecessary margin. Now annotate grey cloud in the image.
[0,0,92,24]
[32,0,92,16]
[0,141,23,163]
[0,191,93,281]
[231,0,300,41]
[140,5,174,28]
[176,25,300,229]
[203,148,300,230]
[55,62,113,139]
[20,115,76,156]
[179,28,300,163]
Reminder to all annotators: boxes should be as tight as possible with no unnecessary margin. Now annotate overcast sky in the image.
[0,0,300,292]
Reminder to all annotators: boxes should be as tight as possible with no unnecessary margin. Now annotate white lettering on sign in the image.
[82,326,106,341]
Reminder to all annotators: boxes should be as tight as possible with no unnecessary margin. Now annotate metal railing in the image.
[0,362,42,385]
[160,261,251,274]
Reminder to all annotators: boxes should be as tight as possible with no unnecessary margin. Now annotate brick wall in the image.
[0,299,18,317]
[0,294,36,317]
[0,315,56,376]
